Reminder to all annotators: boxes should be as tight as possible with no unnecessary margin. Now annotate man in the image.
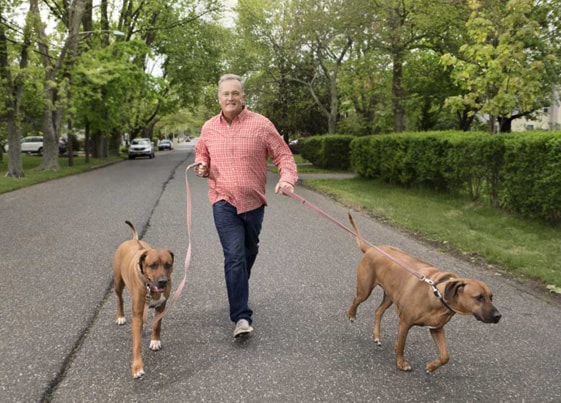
[195,74,298,337]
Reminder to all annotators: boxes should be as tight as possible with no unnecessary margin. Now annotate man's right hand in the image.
[195,163,209,177]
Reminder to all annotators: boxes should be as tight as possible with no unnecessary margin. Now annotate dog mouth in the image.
[474,311,502,324]
[149,284,167,293]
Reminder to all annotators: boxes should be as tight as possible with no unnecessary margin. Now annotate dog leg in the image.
[394,321,413,371]
[426,327,449,372]
[373,292,392,346]
[114,275,126,325]
[149,304,165,351]
[130,304,145,378]
[348,270,376,321]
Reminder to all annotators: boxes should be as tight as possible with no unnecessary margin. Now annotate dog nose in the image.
[157,279,168,288]
[493,311,502,323]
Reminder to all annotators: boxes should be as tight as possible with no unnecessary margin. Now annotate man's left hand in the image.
[275,181,294,195]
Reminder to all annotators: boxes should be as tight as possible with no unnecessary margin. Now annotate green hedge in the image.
[349,131,561,225]
[299,135,354,170]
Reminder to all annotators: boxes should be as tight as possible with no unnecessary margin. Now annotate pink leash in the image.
[143,162,200,325]
[281,189,457,311]
[281,189,428,283]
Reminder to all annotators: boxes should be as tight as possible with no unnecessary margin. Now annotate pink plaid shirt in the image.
[195,108,298,214]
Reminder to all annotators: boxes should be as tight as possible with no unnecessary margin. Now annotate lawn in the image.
[0,154,122,194]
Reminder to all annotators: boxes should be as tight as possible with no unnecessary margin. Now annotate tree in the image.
[25,0,89,171]
[441,0,561,133]
[365,0,469,132]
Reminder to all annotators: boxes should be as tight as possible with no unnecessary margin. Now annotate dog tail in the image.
[125,220,139,240]
[348,213,369,254]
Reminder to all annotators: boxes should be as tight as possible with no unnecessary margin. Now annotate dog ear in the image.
[137,251,149,274]
[444,280,466,302]
[167,250,174,264]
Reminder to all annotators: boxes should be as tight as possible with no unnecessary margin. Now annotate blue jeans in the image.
[213,200,264,324]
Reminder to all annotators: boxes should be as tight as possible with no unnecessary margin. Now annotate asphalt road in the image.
[1,142,560,403]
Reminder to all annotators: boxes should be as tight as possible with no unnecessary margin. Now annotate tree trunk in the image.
[30,0,87,171]
[392,56,405,133]
[0,8,25,177]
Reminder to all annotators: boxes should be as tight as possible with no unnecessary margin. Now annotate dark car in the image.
[289,139,299,154]
[158,140,174,150]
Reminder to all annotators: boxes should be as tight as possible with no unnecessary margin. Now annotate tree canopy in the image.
[1,0,561,176]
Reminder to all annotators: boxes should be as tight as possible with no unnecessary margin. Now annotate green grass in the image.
[0,154,122,193]
[304,177,561,293]
[270,153,337,174]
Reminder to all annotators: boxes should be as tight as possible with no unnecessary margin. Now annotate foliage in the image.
[441,0,561,133]
[72,40,153,137]
[299,134,354,170]
[350,130,561,224]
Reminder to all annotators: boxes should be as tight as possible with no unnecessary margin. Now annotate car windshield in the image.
[132,139,149,145]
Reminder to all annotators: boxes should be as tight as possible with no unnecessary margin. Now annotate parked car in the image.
[128,138,155,159]
[158,139,173,150]
[6,136,68,155]
[20,136,44,155]
[289,139,299,154]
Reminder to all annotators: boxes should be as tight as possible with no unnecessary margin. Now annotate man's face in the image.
[218,79,246,120]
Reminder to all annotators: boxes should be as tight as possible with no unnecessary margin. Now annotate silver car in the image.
[128,138,155,159]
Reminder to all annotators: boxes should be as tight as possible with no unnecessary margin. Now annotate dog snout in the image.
[157,278,168,289]
[479,308,501,323]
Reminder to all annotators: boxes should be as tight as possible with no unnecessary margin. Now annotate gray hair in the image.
[218,74,245,93]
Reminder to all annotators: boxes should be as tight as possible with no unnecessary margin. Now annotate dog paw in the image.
[426,362,441,373]
[115,317,126,325]
[373,338,382,348]
[132,368,145,379]
[149,340,162,351]
[397,359,412,372]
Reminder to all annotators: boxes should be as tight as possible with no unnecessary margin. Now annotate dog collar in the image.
[425,277,456,314]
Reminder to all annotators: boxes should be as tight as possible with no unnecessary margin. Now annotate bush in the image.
[350,131,561,225]
[300,134,354,170]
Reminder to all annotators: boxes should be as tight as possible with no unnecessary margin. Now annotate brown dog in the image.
[112,221,174,378]
[347,213,501,372]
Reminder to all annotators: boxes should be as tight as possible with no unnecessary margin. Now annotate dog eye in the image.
[149,263,158,270]
[474,294,485,303]
[165,263,172,270]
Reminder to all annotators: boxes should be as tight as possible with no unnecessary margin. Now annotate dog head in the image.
[138,249,174,293]
[444,279,501,323]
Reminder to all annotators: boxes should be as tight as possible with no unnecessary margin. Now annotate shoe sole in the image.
[234,327,254,338]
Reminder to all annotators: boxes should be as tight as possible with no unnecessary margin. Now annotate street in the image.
[1,142,560,402]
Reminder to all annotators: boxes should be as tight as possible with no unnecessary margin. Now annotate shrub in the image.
[300,134,354,170]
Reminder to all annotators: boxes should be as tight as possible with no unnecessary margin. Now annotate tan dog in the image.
[347,213,501,373]
[112,221,174,378]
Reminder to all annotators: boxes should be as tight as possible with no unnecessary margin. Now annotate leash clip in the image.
[425,277,455,314]
[145,285,152,304]
[424,277,444,298]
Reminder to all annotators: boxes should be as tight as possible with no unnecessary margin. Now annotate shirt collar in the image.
[220,106,247,124]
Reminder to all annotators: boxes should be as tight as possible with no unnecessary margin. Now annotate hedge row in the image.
[299,135,354,170]
[301,131,561,225]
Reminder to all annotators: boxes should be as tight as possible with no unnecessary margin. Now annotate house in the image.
[512,88,561,132]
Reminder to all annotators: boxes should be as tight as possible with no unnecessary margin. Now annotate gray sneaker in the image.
[233,319,253,338]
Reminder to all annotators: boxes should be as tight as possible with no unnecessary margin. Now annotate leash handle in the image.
[144,161,200,325]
